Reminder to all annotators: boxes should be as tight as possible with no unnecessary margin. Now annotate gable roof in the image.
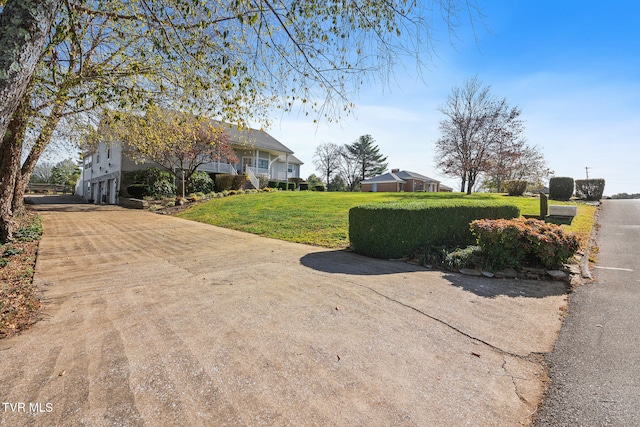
[216,122,294,155]
[360,172,406,184]
[286,154,304,165]
[361,170,440,184]
[394,170,439,183]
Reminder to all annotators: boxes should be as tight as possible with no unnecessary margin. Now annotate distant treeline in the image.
[611,193,640,199]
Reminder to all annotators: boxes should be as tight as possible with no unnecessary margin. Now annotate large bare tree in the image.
[434,77,525,194]
[313,142,342,187]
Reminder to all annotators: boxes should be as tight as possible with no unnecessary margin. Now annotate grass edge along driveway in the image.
[177,192,596,249]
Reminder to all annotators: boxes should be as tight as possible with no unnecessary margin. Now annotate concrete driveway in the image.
[1,197,568,426]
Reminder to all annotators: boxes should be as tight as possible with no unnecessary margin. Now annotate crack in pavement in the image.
[352,281,532,361]
[502,356,530,406]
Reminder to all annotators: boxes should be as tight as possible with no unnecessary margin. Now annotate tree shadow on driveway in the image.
[299,250,427,276]
[442,272,569,298]
[301,251,569,298]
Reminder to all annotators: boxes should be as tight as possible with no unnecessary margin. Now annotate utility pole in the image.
[585,166,591,180]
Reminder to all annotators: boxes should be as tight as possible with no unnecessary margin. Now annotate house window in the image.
[258,159,268,170]
[107,148,111,159]
[96,153,100,164]
[287,164,293,173]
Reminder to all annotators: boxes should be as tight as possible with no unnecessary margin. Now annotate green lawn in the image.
[176,191,596,249]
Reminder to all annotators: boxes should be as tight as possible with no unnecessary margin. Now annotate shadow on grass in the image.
[442,272,569,298]
[300,250,427,276]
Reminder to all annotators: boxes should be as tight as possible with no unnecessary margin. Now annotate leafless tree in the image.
[434,77,525,194]
[313,143,342,186]
[336,146,362,191]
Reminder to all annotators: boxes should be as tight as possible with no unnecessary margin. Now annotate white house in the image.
[81,122,303,204]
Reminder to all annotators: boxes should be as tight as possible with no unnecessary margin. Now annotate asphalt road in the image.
[0,195,568,426]
[537,200,640,426]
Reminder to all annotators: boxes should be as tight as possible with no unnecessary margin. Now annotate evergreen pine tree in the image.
[345,135,388,181]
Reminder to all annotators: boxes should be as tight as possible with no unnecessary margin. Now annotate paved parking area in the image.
[0,198,568,426]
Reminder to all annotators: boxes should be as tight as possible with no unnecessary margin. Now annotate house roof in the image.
[439,183,454,191]
[361,170,440,185]
[216,122,295,155]
[286,154,304,165]
[394,170,440,183]
[360,172,406,184]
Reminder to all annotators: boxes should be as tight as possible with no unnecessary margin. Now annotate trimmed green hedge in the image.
[503,180,527,196]
[549,177,574,201]
[575,179,605,201]
[213,174,245,192]
[349,201,520,259]
[126,184,151,199]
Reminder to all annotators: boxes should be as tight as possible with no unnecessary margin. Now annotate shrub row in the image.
[470,217,580,270]
[266,180,311,191]
[349,201,520,259]
[213,173,245,192]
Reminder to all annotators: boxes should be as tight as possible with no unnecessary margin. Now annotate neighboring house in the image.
[360,169,447,192]
[80,122,302,204]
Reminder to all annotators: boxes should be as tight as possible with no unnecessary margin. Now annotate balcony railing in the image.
[246,166,269,177]
[198,162,238,175]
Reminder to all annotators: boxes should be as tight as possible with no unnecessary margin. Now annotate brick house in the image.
[360,169,450,192]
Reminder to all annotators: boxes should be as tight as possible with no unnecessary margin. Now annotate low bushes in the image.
[213,173,245,192]
[503,180,527,196]
[123,167,175,198]
[349,201,520,259]
[188,171,215,194]
[549,177,574,201]
[127,183,151,199]
[470,217,580,270]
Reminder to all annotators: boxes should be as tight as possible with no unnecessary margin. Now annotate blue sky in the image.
[266,1,640,195]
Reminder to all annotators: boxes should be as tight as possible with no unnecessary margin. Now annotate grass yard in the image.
[177,191,596,249]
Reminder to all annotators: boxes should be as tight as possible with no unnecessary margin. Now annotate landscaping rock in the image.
[459,268,482,276]
[481,271,495,278]
[546,270,568,280]
[495,268,518,279]
[521,267,547,276]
